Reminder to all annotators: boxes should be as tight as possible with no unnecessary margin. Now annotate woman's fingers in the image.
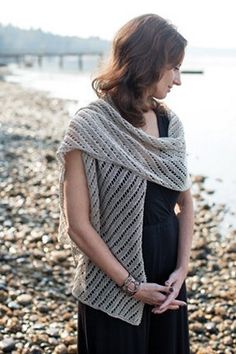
[158,292,176,310]
[156,284,171,294]
[151,299,187,314]
[152,304,179,314]
[159,298,187,312]
[152,306,178,314]
[153,291,167,304]
[172,299,186,307]
[161,299,186,307]
[158,284,183,310]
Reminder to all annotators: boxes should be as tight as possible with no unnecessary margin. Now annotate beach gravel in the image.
[0,81,235,353]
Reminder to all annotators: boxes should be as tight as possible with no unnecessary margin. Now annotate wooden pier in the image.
[0,52,104,70]
[0,53,204,74]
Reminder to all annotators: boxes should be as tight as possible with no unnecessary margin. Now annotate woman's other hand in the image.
[152,267,187,313]
[133,282,171,306]
[151,298,187,314]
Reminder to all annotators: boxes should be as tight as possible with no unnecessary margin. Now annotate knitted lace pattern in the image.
[56,98,191,326]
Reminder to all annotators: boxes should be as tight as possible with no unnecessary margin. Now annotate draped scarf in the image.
[56,98,191,325]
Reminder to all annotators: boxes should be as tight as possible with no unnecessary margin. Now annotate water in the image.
[5,56,97,103]
[168,52,236,231]
[4,52,236,231]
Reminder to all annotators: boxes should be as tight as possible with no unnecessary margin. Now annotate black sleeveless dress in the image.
[78,112,190,354]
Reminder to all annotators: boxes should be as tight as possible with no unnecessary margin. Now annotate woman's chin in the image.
[153,93,167,100]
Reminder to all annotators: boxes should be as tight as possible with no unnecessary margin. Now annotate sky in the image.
[1,0,236,49]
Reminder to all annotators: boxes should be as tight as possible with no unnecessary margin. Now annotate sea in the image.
[4,49,236,232]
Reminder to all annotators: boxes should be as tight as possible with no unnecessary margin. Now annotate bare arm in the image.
[64,149,129,287]
[175,189,194,274]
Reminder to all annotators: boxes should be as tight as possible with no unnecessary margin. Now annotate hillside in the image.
[0,24,111,54]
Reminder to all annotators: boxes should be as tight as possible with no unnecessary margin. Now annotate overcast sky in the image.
[1,0,236,49]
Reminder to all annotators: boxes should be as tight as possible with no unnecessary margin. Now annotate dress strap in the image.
[156,110,169,138]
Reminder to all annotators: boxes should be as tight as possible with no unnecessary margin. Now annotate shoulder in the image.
[74,98,110,116]
[71,98,110,125]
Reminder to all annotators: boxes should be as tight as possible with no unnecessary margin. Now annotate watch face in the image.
[121,275,141,295]
[128,283,135,291]
[127,279,140,294]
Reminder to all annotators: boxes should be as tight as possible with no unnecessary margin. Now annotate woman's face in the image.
[152,62,183,100]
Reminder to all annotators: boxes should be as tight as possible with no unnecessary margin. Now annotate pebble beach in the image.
[0,81,235,353]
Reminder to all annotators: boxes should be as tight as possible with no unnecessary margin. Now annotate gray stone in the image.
[32,323,45,330]
[36,302,49,314]
[8,301,20,309]
[0,337,16,352]
[47,326,60,337]
[16,293,33,305]
[205,322,217,334]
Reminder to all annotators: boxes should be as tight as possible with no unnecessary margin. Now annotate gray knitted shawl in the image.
[57,98,191,326]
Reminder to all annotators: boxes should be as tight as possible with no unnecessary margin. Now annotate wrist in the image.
[176,265,188,276]
[120,274,141,296]
[116,270,130,287]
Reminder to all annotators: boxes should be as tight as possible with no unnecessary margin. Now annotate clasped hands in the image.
[133,268,187,314]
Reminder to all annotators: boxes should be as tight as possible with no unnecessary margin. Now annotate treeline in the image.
[0,24,111,54]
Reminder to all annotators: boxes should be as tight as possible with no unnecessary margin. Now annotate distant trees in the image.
[0,24,111,54]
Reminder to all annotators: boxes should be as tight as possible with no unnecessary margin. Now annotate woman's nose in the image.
[174,71,182,86]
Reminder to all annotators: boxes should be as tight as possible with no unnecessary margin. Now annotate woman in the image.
[57,13,194,354]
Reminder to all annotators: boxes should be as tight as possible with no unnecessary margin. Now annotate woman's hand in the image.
[133,282,186,311]
[152,267,188,314]
[133,282,179,306]
[133,282,169,305]
[151,299,186,314]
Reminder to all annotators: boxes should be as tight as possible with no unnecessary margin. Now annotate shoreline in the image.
[0,81,235,353]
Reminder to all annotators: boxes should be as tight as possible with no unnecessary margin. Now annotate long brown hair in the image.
[92,14,187,127]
